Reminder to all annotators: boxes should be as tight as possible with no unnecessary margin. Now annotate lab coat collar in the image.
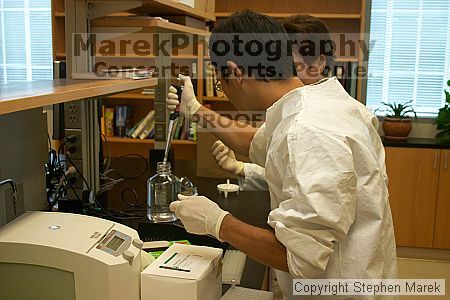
[263,77,337,142]
[265,76,337,123]
[264,86,304,140]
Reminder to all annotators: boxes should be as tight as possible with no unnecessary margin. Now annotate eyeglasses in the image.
[214,79,223,92]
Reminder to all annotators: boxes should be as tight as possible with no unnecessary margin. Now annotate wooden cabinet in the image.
[434,150,450,249]
[385,147,450,249]
[385,147,440,248]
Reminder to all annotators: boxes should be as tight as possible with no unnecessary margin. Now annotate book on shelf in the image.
[180,125,188,140]
[139,119,155,140]
[174,116,184,140]
[191,62,198,95]
[188,122,197,142]
[101,105,106,135]
[126,117,144,137]
[131,110,155,138]
[104,107,115,137]
[115,106,132,137]
[171,118,180,139]
[204,60,215,97]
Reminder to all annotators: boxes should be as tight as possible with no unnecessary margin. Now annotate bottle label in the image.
[155,186,167,206]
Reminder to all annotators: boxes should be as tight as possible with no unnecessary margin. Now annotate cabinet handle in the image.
[434,152,439,169]
[445,152,448,170]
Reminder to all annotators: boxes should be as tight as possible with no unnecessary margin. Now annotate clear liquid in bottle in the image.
[147,162,178,222]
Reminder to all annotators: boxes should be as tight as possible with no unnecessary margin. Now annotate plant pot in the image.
[383,117,412,141]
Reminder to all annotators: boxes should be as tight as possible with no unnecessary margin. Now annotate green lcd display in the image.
[106,236,124,251]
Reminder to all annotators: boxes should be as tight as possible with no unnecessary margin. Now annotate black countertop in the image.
[120,176,271,291]
[382,137,450,149]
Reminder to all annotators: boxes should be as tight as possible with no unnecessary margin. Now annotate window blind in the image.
[366,0,450,117]
[0,0,53,84]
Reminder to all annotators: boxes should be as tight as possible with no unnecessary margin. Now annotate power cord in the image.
[110,153,149,179]
[56,139,84,204]
[121,187,146,208]
[65,150,144,220]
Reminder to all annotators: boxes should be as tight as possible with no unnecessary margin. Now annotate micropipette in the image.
[163,85,183,163]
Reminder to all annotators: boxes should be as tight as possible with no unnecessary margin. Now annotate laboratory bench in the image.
[119,176,271,292]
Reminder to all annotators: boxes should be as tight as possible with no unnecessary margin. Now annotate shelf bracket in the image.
[87,1,142,19]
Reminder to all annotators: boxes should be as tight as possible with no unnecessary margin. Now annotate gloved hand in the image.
[169,194,229,240]
[212,140,245,176]
[166,74,202,118]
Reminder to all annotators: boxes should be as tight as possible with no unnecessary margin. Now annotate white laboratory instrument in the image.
[217,179,240,198]
[222,250,247,285]
[0,211,148,300]
[141,243,223,300]
[221,286,274,300]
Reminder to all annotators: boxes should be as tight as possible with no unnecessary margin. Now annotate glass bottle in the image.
[147,162,178,222]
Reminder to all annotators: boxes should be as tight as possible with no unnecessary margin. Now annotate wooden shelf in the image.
[202,96,229,102]
[91,18,210,36]
[106,137,196,145]
[104,136,197,160]
[335,57,359,63]
[56,52,66,58]
[0,78,157,116]
[128,0,215,21]
[107,91,155,100]
[215,12,361,19]
[54,11,65,17]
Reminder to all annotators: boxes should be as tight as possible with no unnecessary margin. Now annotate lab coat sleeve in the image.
[238,163,269,191]
[267,123,357,279]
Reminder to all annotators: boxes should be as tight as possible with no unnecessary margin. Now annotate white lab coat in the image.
[238,163,269,191]
[249,77,398,299]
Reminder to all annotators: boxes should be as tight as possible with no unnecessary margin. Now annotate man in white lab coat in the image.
[210,15,340,193]
[167,10,397,299]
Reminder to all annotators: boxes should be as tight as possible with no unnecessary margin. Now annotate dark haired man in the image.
[212,14,338,189]
[167,10,397,299]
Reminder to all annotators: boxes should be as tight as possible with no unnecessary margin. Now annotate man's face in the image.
[219,76,264,111]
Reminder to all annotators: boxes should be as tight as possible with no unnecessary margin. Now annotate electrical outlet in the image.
[64,129,82,160]
[64,101,82,129]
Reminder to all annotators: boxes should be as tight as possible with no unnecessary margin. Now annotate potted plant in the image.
[435,80,450,144]
[379,101,417,141]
